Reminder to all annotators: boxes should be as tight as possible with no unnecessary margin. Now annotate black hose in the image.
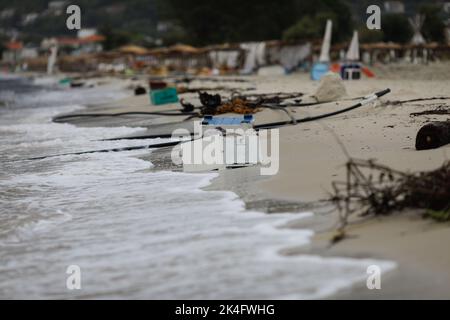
[17,140,182,162]
[113,89,391,139]
[16,89,390,162]
[254,89,391,130]
[104,132,195,141]
[52,111,200,122]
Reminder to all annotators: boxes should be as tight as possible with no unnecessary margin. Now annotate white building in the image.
[22,13,39,26]
[77,29,97,39]
[384,1,405,14]
[21,47,39,59]
[443,2,450,13]
[48,1,68,16]
[0,8,15,20]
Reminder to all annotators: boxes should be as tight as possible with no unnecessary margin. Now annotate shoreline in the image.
[140,65,450,299]
[7,63,450,299]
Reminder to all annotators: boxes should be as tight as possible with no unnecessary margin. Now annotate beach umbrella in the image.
[118,45,149,55]
[346,31,360,61]
[311,20,333,80]
[319,20,333,63]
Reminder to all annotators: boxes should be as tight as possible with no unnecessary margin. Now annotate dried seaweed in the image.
[197,91,304,116]
[410,104,450,117]
[215,98,262,115]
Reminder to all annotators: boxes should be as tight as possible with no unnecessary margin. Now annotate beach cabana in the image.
[118,45,149,55]
[148,44,207,73]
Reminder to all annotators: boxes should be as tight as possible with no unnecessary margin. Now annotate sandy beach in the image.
[51,62,450,299]
[1,61,449,299]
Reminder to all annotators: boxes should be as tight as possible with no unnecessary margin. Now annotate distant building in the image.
[384,1,405,14]
[104,4,126,15]
[2,41,23,64]
[48,1,68,16]
[49,34,105,55]
[77,29,97,39]
[22,13,39,26]
[157,21,174,33]
[443,2,450,14]
[0,28,19,39]
[21,47,39,59]
[0,8,15,20]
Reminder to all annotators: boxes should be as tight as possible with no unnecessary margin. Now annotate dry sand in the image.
[58,63,450,299]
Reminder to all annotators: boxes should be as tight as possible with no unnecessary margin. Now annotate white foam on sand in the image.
[0,80,396,299]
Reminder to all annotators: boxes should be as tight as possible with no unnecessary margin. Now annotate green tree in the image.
[99,25,133,50]
[282,16,321,41]
[161,0,353,45]
[359,28,384,43]
[420,4,446,43]
[282,0,353,43]
[382,14,413,44]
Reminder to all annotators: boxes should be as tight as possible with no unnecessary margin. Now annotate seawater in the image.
[0,75,395,299]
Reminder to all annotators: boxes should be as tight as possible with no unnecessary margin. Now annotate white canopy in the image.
[346,31,360,61]
[319,20,332,63]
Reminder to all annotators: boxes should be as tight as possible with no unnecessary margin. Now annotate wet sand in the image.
[54,63,450,299]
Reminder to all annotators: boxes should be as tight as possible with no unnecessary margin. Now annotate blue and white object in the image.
[181,115,257,172]
[311,62,330,81]
[340,31,361,80]
[311,19,332,81]
[201,115,254,126]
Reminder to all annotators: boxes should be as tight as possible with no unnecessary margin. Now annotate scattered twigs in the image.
[387,97,450,106]
[410,104,450,117]
[331,159,450,243]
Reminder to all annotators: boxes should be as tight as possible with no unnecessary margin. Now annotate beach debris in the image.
[386,97,450,106]
[149,80,168,90]
[312,72,347,103]
[199,91,222,109]
[134,86,147,95]
[198,92,262,115]
[215,98,262,115]
[197,91,304,115]
[234,92,304,104]
[331,159,450,241]
[180,99,195,112]
[148,80,180,105]
[176,85,249,94]
[150,87,179,105]
[410,105,450,117]
[415,121,450,150]
[70,81,85,88]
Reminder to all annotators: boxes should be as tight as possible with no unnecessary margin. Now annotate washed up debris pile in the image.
[331,159,450,234]
[196,91,304,116]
